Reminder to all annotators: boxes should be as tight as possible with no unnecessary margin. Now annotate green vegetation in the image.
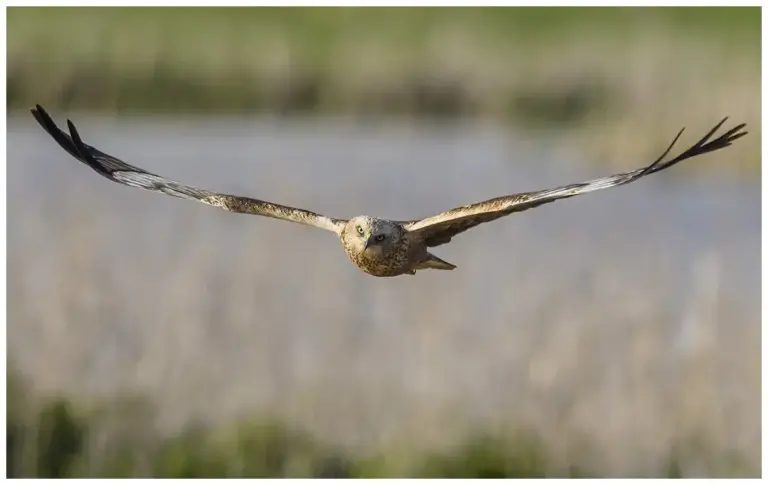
[7,7,760,175]
[5,368,548,478]
[7,7,758,115]
[6,367,757,478]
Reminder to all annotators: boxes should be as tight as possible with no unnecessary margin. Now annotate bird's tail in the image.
[416,253,457,271]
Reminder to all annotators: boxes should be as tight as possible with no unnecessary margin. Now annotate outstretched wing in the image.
[30,105,347,234]
[404,118,748,247]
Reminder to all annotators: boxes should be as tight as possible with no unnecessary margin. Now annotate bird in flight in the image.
[31,105,747,278]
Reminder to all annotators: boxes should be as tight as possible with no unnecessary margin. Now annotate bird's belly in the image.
[345,250,408,277]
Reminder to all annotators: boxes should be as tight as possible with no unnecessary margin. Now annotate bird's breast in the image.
[341,243,410,277]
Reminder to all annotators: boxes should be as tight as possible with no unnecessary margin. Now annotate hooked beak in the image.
[363,234,372,250]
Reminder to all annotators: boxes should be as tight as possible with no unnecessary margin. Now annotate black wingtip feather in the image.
[638,126,686,178]
[66,119,82,146]
[643,118,749,176]
[66,119,78,136]
[30,103,83,160]
[691,117,728,150]
[66,119,95,166]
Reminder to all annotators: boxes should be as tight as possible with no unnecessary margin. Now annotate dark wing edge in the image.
[404,118,748,247]
[30,104,347,234]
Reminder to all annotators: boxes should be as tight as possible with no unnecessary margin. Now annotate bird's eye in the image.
[375,234,386,242]
[356,226,364,235]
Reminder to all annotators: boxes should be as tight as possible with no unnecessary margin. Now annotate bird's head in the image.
[343,216,402,257]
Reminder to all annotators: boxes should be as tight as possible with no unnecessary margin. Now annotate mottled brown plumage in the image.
[339,216,437,277]
[31,104,747,278]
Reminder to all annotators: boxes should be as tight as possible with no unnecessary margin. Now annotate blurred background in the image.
[6,6,760,478]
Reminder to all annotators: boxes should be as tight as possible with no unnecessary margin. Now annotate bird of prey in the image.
[31,104,747,278]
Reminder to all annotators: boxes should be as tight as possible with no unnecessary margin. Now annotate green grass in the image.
[7,368,755,478]
[5,368,550,478]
